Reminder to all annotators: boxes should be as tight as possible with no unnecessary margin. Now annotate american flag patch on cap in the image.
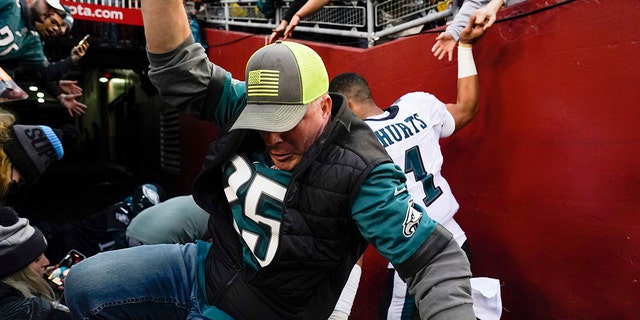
[247,70,279,97]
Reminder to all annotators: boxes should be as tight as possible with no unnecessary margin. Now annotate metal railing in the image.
[193,0,457,47]
[63,0,458,47]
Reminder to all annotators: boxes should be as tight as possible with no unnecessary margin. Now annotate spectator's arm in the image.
[445,0,493,41]
[141,0,192,53]
[432,0,504,61]
[33,58,74,81]
[283,0,308,22]
[283,0,331,38]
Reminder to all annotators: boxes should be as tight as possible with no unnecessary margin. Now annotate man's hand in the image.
[58,80,82,95]
[459,12,489,46]
[71,42,90,64]
[431,32,457,61]
[58,93,88,117]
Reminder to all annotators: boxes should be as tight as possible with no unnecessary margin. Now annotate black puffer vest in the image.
[192,94,392,319]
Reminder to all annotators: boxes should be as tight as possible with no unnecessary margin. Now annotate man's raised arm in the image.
[141,0,192,53]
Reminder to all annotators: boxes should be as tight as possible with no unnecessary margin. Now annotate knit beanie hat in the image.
[0,207,48,278]
[3,125,64,185]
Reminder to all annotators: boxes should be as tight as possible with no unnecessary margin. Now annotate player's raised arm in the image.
[445,14,487,133]
[141,0,192,53]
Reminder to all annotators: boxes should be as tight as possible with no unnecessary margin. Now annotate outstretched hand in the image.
[431,32,457,61]
[471,6,499,30]
[59,93,88,117]
[58,80,83,95]
[268,15,301,44]
[268,21,288,44]
[283,15,301,39]
[459,12,489,46]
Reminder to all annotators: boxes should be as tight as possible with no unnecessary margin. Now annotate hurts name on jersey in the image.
[370,110,427,147]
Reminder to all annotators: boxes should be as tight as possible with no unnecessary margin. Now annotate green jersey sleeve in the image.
[212,76,248,129]
[351,163,438,266]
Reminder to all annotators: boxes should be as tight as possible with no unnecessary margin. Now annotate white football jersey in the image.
[364,91,465,246]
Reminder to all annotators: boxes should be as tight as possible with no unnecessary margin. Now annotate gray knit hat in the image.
[0,207,48,278]
[3,125,64,185]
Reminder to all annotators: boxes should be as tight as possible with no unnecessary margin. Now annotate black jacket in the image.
[193,94,392,319]
[0,283,70,320]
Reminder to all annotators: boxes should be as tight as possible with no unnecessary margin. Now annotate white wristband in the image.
[458,46,477,79]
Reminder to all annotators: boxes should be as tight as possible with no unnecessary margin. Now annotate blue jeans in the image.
[64,243,211,319]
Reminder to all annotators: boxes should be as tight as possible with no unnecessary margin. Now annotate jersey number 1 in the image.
[404,146,442,207]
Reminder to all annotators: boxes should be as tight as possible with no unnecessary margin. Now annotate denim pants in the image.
[64,243,211,319]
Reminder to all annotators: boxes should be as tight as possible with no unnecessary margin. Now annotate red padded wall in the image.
[195,0,640,317]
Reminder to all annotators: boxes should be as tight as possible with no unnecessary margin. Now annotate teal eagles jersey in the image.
[0,0,47,69]
[217,76,440,271]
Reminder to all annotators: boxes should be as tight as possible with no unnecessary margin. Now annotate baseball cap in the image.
[230,41,329,132]
[45,0,64,11]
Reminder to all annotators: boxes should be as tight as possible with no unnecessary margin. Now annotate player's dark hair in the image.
[329,72,372,103]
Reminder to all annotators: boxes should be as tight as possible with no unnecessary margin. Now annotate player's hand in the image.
[460,13,485,45]
[268,21,288,44]
[431,32,457,61]
[459,12,489,46]
[58,93,88,117]
[58,80,82,95]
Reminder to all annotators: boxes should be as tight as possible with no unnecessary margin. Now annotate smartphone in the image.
[47,249,86,286]
[78,34,91,47]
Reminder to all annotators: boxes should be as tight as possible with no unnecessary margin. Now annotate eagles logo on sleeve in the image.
[402,199,422,237]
